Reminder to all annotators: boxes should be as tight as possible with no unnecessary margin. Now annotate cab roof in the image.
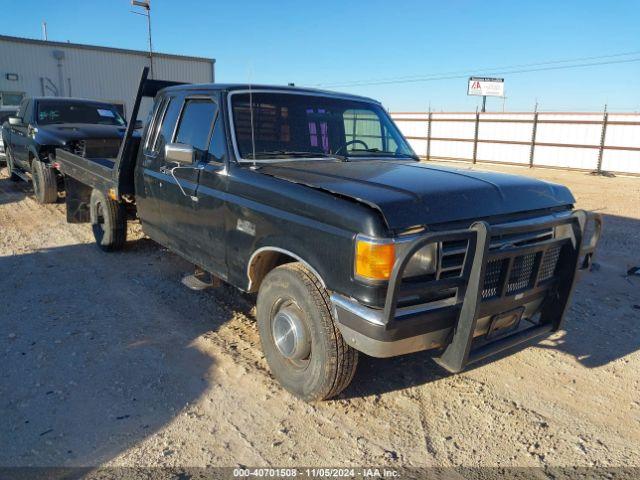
[160,83,381,105]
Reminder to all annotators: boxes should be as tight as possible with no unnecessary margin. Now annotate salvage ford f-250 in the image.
[55,69,601,401]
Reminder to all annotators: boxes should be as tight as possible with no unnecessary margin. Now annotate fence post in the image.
[529,111,538,168]
[426,110,432,161]
[472,109,480,164]
[596,105,608,174]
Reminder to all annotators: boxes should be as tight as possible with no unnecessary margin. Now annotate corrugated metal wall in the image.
[0,36,214,119]
[392,111,640,175]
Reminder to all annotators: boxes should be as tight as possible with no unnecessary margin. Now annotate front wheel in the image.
[5,146,20,182]
[90,189,126,251]
[256,262,358,401]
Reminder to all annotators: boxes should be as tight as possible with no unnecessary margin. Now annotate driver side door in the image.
[150,95,219,250]
[10,99,31,168]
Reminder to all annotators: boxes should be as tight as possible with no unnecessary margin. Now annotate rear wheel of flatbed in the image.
[90,189,126,251]
[256,262,358,401]
[32,159,58,204]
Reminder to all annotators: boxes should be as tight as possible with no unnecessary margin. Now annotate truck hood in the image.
[259,160,575,230]
[36,123,128,146]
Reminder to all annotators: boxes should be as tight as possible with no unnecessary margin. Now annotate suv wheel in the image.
[31,159,58,203]
[5,146,20,182]
[256,262,358,401]
[90,189,126,251]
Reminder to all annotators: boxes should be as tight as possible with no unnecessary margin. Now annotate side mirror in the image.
[165,143,194,164]
[134,119,143,129]
[8,116,21,126]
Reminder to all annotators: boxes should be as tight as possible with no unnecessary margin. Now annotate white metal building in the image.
[0,34,215,119]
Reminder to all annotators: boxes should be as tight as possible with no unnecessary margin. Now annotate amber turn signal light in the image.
[355,237,395,281]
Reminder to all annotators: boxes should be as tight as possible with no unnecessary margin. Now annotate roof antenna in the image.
[248,66,257,166]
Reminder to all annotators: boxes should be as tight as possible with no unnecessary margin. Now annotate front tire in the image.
[90,189,126,251]
[5,146,20,182]
[257,262,358,401]
[32,159,58,203]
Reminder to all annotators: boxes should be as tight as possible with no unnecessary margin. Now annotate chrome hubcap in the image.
[272,305,310,361]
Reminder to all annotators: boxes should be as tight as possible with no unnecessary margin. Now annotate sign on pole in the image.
[467,77,504,97]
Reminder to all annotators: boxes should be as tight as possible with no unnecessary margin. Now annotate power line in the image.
[315,50,640,88]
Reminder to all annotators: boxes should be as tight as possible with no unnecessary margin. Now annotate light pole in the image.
[131,0,153,78]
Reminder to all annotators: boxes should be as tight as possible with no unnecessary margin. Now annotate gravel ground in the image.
[0,161,638,469]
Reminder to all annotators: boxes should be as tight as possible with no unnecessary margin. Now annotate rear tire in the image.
[32,159,58,203]
[5,146,20,182]
[257,262,358,401]
[90,189,126,251]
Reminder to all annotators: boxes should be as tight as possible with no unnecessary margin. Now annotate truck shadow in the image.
[343,212,640,398]
[0,174,27,205]
[0,242,222,468]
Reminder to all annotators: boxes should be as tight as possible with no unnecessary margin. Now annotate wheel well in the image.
[247,248,327,293]
[247,250,298,293]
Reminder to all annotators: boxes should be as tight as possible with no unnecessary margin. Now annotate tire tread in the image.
[278,262,358,400]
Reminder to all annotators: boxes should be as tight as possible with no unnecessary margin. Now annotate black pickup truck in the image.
[2,96,134,203]
[55,69,601,401]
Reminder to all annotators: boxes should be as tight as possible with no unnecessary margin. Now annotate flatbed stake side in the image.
[55,67,602,401]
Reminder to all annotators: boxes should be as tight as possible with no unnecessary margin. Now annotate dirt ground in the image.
[0,161,639,469]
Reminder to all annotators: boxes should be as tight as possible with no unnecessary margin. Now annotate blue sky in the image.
[3,0,639,112]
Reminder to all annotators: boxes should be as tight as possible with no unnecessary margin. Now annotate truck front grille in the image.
[438,224,562,301]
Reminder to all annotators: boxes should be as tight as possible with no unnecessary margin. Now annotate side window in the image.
[343,109,383,151]
[152,96,181,154]
[17,99,28,120]
[174,99,217,162]
[207,116,226,164]
[144,97,167,152]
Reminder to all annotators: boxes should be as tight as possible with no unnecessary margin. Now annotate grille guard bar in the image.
[380,210,602,373]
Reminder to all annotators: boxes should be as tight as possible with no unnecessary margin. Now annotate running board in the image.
[181,267,222,291]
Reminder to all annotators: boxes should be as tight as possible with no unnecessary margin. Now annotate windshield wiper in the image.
[348,148,419,160]
[250,150,347,161]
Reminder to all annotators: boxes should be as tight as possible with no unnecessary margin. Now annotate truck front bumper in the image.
[331,210,602,373]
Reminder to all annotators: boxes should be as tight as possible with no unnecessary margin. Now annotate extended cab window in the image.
[151,97,181,154]
[174,99,217,161]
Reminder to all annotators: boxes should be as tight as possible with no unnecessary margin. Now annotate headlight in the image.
[402,242,438,278]
[354,235,439,282]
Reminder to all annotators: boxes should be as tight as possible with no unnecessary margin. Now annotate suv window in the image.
[16,99,28,120]
[174,99,217,161]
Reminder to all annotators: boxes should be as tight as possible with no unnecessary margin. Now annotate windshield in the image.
[36,101,126,126]
[230,92,416,161]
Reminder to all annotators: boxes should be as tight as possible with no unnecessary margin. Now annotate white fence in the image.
[391,111,640,175]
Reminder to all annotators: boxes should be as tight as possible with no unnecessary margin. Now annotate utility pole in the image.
[131,0,154,78]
